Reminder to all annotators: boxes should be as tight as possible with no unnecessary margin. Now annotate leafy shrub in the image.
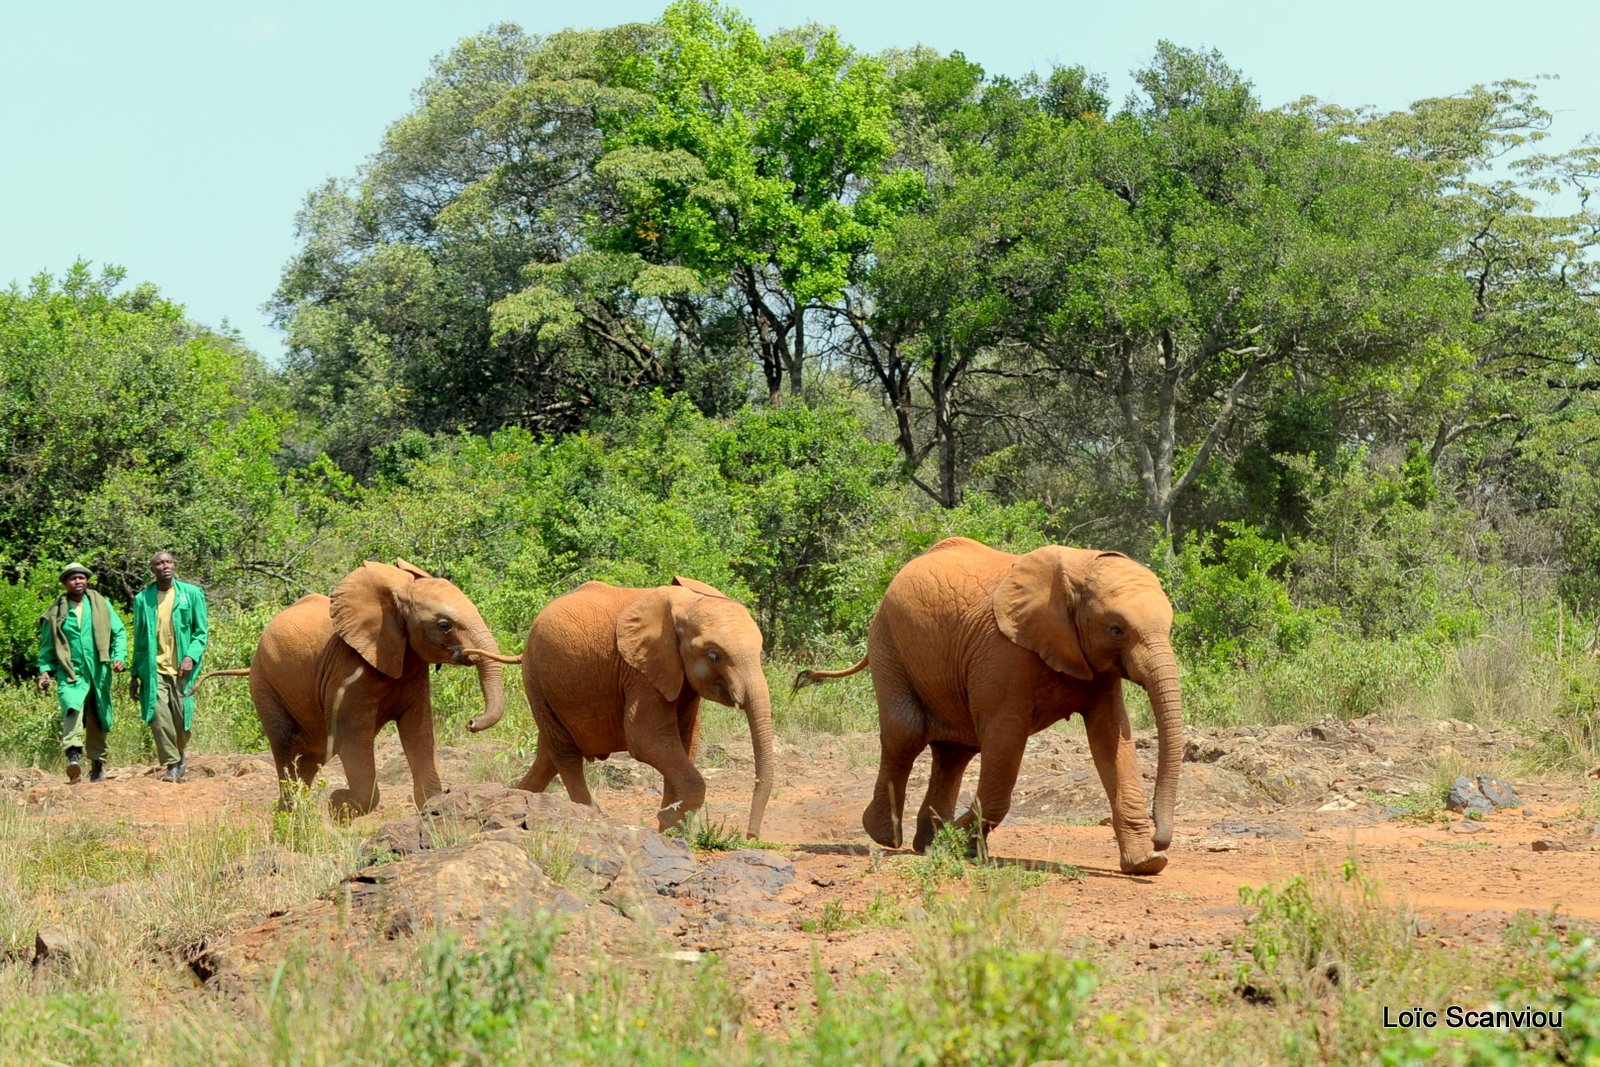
[709,402,901,646]
[1456,928,1600,1066]
[402,916,562,1066]
[1290,452,1509,641]
[801,920,1096,1065]
[1164,521,1338,670]
[0,566,54,682]
[0,684,63,767]
[1236,861,1412,1006]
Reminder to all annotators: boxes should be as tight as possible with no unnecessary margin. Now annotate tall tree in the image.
[991,44,1467,536]
[270,24,670,472]
[1329,83,1600,473]
[837,58,1086,507]
[589,0,917,404]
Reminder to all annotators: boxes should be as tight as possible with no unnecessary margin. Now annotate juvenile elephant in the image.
[796,537,1183,875]
[471,577,775,839]
[223,559,506,817]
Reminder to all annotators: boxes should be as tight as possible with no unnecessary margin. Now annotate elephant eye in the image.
[1109,625,1124,637]
[436,618,452,631]
[707,650,721,663]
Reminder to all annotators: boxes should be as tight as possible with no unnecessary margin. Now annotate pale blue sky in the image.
[3,1,1595,362]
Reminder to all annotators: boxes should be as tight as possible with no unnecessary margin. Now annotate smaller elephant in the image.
[471,577,775,838]
[203,559,507,816]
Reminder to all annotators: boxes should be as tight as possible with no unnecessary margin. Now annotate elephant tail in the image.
[460,646,522,665]
[183,667,250,698]
[192,668,251,685]
[791,655,868,695]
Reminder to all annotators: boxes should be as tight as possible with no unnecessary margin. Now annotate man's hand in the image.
[129,676,142,701]
[112,660,125,673]
[179,656,195,676]
[36,673,51,692]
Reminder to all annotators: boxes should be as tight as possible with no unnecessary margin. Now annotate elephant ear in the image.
[330,561,412,679]
[394,557,433,580]
[991,546,1093,680]
[616,588,686,702]
[671,575,730,600]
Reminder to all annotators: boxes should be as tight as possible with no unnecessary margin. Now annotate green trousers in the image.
[60,692,108,761]
[149,674,190,767]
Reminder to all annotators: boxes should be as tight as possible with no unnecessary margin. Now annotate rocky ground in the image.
[6,714,1599,1028]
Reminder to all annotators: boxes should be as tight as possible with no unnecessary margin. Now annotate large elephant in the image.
[796,537,1183,875]
[469,576,775,839]
[227,559,506,817]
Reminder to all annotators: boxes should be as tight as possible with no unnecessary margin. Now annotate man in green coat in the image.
[36,562,128,783]
[130,551,208,783]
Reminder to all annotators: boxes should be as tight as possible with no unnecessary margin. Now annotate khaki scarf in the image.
[41,590,113,684]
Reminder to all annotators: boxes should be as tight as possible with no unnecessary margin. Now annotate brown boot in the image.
[65,747,83,783]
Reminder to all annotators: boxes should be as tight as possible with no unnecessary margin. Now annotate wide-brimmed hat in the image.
[59,563,91,580]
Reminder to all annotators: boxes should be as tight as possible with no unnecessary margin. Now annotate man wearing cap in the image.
[130,551,208,783]
[36,563,128,783]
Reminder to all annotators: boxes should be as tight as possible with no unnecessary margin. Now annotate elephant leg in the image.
[551,747,595,810]
[394,698,442,810]
[520,706,597,810]
[278,748,325,809]
[1083,692,1165,876]
[950,722,1027,855]
[661,703,703,819]
[678,704,701,764]
[863,663,927,849]
[256,694,315,810]
[329,730,379,821]
[628,702,705,832]
[913,742,978,852]
[516,742,559,793]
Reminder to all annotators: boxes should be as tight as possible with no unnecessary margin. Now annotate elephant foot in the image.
[861,803,903,849]
[656,800,691,833]
[1119,850,1169,876]
[329,787,376,822]
[911,811,952,853]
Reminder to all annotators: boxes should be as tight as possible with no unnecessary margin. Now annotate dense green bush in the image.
[0,566,54,681]
[1164,521,1338,671]
[1289,454,1505,643]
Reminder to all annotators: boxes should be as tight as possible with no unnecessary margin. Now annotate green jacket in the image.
[130,579,208,729]
[37,590,128,730]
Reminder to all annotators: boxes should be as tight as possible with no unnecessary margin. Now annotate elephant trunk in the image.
[1133,643,1184,853]
[465,626,507,733]
[741,683,776,840]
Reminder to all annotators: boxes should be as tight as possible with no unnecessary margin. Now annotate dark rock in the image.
[1530,839,1568,852]
[1475,776,1519,809]
[1446,777,1493,814]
